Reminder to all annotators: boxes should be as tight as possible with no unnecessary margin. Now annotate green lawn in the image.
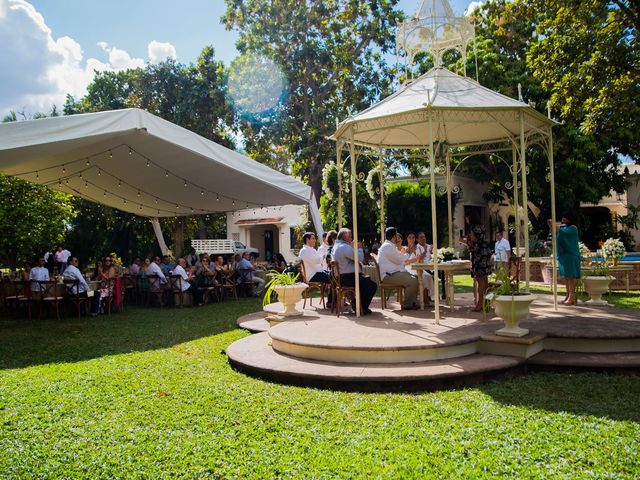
[454,275,640,310]
[1,300,640,478]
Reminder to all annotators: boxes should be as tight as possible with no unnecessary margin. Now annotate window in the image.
[232,233,240,241]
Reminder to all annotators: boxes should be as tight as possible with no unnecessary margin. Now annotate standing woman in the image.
[463,211,492,311]
[554,211,581,305]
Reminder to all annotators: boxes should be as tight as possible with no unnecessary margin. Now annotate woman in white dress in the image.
[405,232,435,304]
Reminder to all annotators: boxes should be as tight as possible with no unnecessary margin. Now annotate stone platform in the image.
[229,294,640,391]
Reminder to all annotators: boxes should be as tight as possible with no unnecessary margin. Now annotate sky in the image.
[0,0,478,117]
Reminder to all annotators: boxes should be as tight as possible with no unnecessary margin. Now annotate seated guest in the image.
[29,257,50,293]
[213,255,227,273]
[161,255,174,276]
[325,230,338,263]
[63,256,89,296]
[378,227,421,310]
[298,232,330,283]
[129,257,141,275]
[21,261,31,282]
[395,232,404,252]
[317,232,329,269]
[236,252,265,296]
[147,256,167,289]
[418,231,445,299]
[173,257,200,305]
[272,253,287,273]
[406,232,434,304]
[332,228,377,314]
[196,256,216,288]
[230,254,242,271]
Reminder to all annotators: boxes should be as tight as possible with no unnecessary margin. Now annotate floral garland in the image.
[365,166,381,204]
[602,237,626,260]
[321,161,349,200]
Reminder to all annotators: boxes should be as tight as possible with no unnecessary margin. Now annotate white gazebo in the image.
[331,66,559,320]
[0,108,323,252]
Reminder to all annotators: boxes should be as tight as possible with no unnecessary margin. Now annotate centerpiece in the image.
[485,267,535,337]
[433,247,458,262]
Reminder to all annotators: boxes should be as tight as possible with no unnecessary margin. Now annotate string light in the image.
[109,151,113,158]
[184,180,188,187]
[155,198,158,204]
[118,180,121,187]
[200,190,204,196]
[129,148,132,155]
[84,181,88,188]
[137,190,141,197]
[58,179,62,186]
[98,169,102,176]
[165,170,169,177]
[65,179,69,184]
[216,195,219,201]
[146,160,150,167]
[36,171,39,179]
[86,158,90,166]
[123,199,127,205]
[79,173,83,179]
[103,191,107,196]
[62,166,66,174]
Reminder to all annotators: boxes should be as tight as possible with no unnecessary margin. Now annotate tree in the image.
[0,174,74,269]
[525,0,640,161]
[222,0,404,203]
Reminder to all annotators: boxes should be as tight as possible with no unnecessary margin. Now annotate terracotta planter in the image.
[582,276,614,305]
[273,283,308,316]
[492,293,536,337]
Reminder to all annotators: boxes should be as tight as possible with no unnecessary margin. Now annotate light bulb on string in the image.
[79,173,83,179]
[98,169,102,176]
[129,148,132,155]
[65,179,69,184]
[216,194,219,201]
[36,171,39,180]
[109,151,113,158]
[200,190,204,196]
[184,180,188,187]
[155,198,158,204]
[58,179,62,186]
[118,180,121,187]
[84,181,88,188]
[103,191,107,197]
[165,170,169,177]
[85,158,90,166]
[146,160,150,167]
[137,190,141,197]
[62,166,66,174]
[123,199,127,205]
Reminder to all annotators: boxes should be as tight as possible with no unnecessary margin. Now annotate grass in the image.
[453,275,640,309]
[1,300,640,478]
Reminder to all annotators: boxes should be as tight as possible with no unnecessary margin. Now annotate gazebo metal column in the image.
[337,140,344,229]
[378,148,386,244]
[349,126,362,317]
[548,124,559,311]
[428,110,441,324]
[519,112,531,290]
[446,150,454,247]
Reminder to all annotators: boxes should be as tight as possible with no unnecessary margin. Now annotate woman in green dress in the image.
[556,211,581,305]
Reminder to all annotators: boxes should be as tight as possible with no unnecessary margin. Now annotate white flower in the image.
[578,242,591,259]
[602,238,626,259]
[433,247,458,262]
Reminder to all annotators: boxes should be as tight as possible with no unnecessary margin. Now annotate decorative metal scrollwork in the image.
[356,171,366,182]
[452,184,462,194]
[545,172,551,183]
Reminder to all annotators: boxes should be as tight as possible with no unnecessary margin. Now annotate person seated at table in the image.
[406,232,435,304]
[91,255,117,315]
[236,252,265,296]
[186,248,200,268]
[378,227,422,310]
[29,257,50,294]
[271,253,287,273]
[325,230,338,263]
[418,231,446,299]
[332,228,377,315]
[147,256,167,290]
[161,255,174,276]
[299,232,330,284]
[196,256,217,288]
[395,231,405,252]
[129,257,141,276]
[229,254,242,272]
[62,256,89,296]
[212,256,226,273]
[173,257,201,305]
[317,232,330,269]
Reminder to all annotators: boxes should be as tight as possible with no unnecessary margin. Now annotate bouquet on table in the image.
[433,247,458,263]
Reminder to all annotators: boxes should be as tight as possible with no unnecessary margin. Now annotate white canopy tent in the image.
[0,108,323,253]
[331,67,559,321]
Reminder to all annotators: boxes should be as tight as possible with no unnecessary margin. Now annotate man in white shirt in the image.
[172,257,200,304]
[54,246,71,274]
[147,256,167,289]
[378,227,421,310]
[494,231,511,272]
[316,232,329,269]
[62,257,89,295]
[29,257,50,293]
[299,232,330,284]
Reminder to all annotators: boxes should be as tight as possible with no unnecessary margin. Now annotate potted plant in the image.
[484,267,536,337]
[262,270,308,317]
[602,238,626,265]
[582,258,615,306]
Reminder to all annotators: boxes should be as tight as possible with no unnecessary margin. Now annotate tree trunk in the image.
[309,164,323,207]
[174,217,184,258]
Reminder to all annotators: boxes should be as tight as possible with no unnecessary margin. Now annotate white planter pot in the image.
[273,283,308,317]
[492,293,536,337]
[582,276,614,305]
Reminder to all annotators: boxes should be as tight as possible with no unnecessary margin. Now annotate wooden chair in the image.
[63,279,89,318]
[197,271,220,305]
[146,274,166,307]
[5,280,32,319]
[329,261,356,317]
[371,257,405,310]
[36,280,63,320]
[489,256,521,291]
[219,270,238,300]
[299,261,327,309]
[122,273,137,305]
[169,275,191,307]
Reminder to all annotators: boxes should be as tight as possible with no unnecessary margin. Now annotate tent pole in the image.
[349,127,361,317]
[512,144,520,256]
[428,111,440,324]
[337,141,343,229]
[446,150,453,247]
[548,126,558,311]
[379,148,386,244]
[149,217,169,256]
[519,112,531,291]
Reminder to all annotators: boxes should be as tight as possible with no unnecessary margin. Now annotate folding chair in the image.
[371,257,405,310]
[329,261,356,317]
[299,261,328,308]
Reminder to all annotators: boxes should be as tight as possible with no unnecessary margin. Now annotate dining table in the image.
[411,260,471,310]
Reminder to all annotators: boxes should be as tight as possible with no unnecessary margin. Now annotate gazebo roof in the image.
[332,67,556,148]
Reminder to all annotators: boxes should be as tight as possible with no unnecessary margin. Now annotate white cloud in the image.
[0,0,177,117]
[148,40,177,64]
[465,1,484,16]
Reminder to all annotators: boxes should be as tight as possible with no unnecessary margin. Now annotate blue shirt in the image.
[161,262,174,276]
[237,258,254,281]
[332,239,363,275]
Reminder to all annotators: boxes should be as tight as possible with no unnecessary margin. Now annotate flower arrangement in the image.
[601,238,626,261]
[365,166,382,204]
[321,161,349,200]
[108,252,123,267]
[433,247,458,262]
[578,242,591,261]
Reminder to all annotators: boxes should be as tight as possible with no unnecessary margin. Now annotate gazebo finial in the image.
[396,0,475,71]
